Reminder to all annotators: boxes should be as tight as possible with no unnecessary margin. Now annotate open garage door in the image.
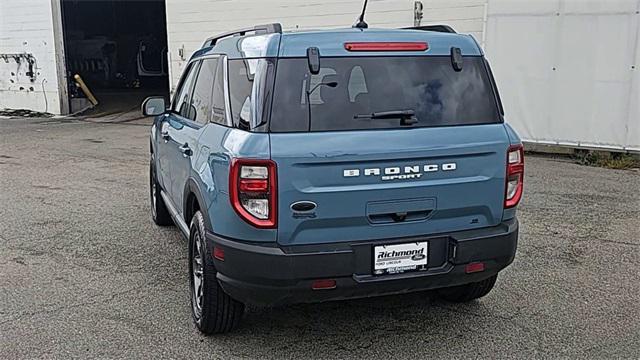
[61,0,169,114]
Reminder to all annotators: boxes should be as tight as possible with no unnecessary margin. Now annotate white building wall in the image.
[165,0,487,91]
[484,0,640,151]
[0,0,68,115]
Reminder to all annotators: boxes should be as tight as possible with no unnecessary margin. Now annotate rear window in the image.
[269,56,500,132]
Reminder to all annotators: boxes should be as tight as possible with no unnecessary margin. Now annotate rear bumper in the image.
[207,218,518,306]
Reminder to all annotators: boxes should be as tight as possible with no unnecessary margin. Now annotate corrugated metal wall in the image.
[165,0,487,90]
[0,0,68,114]
[484,0,640,151]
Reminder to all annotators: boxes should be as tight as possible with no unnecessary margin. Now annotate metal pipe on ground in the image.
[73,74,99,106]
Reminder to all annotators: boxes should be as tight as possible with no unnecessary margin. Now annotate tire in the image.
[150,157,173,226]
[189,211,244,334]
[438,274,498,303]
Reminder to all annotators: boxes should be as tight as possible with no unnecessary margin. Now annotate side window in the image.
[189,58,218,124]
[228,58,276,130]
[228,60,253,129]
[172,62,200,118]
[210,59,226,125]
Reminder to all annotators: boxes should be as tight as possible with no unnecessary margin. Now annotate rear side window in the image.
[228,58,276,130]
[189,58,218,124]
[269,56,501,132]
[228,60,253,129]
[172,61,200,119]
[210,59,226,125]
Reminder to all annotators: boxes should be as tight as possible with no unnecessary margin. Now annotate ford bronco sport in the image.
[143,23,523,334]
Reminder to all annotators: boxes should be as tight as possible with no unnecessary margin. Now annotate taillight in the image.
[344,42,429,52]
[505,144,524,208]
[230,159,277,228]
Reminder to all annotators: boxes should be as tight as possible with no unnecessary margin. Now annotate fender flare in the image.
[183,178,214,232]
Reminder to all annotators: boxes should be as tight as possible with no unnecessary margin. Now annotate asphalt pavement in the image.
[1,116,639,359]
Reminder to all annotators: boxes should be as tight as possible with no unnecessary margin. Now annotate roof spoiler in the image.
[404,25,457,34]
[202,23,283,48]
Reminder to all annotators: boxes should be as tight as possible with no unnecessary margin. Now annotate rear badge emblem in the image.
[343,163,457,181]
[291,201,317,219]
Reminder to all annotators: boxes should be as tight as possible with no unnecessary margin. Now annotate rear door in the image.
[157,61,199,197]
[268,56,510,246]
[166,57,220,215]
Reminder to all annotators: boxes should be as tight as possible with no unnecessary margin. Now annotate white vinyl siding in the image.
[0,0,68,114]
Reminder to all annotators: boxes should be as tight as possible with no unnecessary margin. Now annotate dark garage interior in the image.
[61,0,169,114]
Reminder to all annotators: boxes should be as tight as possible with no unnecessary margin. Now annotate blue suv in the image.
[143,23,523,334]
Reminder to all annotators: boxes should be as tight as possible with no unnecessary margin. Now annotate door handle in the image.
[180,144,193,157]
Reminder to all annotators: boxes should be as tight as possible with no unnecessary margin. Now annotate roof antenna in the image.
[353,0,369,29]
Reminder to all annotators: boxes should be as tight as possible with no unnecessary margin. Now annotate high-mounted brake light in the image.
[505,144,524,208]
[344,42,428,52]
[230,159,277,228]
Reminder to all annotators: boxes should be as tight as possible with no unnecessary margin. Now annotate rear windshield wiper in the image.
[354,110,418,125]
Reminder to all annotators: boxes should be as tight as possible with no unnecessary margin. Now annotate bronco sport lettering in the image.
[344,163,457,181]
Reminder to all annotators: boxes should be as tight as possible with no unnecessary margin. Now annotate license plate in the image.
[373,241,428,275]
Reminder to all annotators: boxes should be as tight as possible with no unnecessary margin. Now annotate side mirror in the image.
[142,96,166,116]
[307,47,321,75]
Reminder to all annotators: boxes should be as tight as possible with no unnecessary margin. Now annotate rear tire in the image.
[438,274,498,303]
[150,157,173,226]
[189,211,244,334]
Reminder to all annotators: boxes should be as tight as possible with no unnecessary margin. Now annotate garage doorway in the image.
[61,0,169,115]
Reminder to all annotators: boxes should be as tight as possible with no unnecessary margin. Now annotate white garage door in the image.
[484,0,640,151]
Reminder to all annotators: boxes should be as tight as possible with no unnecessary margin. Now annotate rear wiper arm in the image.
[354,110,418,125]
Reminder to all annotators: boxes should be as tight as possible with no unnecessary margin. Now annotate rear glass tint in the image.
[269,56,500,132]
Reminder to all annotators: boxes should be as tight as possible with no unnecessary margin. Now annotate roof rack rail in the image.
[202,23,283,48]
[404,25,457,34]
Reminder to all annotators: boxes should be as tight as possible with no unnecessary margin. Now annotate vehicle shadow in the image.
[202,290,498,358]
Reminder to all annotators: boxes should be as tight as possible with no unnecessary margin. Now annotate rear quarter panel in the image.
[503,122,522,145]
[502,122,523,220]
[195,125,276,242]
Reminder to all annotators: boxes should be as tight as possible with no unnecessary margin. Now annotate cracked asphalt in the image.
[1,116,639,359]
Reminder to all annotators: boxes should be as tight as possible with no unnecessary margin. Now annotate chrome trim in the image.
[222,55,233,127]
